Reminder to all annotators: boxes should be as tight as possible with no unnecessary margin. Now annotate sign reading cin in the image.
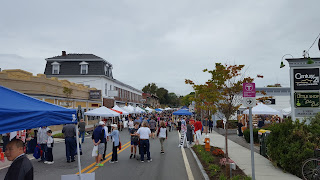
[294,92,320,108]
[294,68,320,90]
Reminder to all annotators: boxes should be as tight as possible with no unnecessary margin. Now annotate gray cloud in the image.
[1,0,320,95]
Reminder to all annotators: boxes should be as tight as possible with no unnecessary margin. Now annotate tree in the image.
[186,63,256,168]
[167,92,180,107]
[63,87,73,107]
[156,87,169,105]
[181,92,195,106]
[142,83,158,94]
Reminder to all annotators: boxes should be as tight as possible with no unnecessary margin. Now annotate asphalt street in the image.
[0,129,204,180]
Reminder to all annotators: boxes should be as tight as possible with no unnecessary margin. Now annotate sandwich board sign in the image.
[243,83,256,107]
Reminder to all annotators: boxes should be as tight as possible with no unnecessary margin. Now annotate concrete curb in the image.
[190,147,210,180]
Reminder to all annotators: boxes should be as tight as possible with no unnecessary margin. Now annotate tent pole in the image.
[75,125,82,180]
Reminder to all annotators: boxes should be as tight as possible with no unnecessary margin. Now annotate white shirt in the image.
[137,127,151,139]
[159,127,166,138]
[47,136,54,148]
[128,121,134,128]
[103,126,109,138]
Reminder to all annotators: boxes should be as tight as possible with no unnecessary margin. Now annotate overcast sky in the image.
[1,0,320,96]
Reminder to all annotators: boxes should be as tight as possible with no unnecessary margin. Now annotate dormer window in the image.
[51,62,60,74]
[79,62,88,74]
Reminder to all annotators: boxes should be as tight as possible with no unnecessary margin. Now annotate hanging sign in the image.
[243,83,256,107]
[294,68,320,90]
[294,92,320,108]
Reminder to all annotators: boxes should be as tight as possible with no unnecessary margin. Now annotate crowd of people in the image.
[1,109,216,179]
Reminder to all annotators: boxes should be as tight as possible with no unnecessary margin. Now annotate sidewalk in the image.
[199,130,301,180]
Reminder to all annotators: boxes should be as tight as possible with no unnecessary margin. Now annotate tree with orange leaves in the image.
[186,63,256,163]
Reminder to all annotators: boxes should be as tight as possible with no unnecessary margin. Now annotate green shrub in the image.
[231,175,252,180]
[208,164,220,176]
[266,118,318,178]
[202,153,214,164]
[52,133,64,138]
[243,128,260,143]
[216,120,238,129]
[219,174,227,180]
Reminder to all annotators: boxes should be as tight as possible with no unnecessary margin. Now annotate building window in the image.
[51,62,60,74]
[79,62,89,74]
[105,83,108,96]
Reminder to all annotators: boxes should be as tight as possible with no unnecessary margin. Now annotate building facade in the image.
[142,93,160,108]
[0,69,102,131]
[44,51,143,108]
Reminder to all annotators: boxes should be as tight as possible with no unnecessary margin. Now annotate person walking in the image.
[45,130,54,164]
[102,123,109,160]
[37,126,49,162]
[4,139,33,180]
[202,117,209,134]
[208,118,213,133]
[149,118,157,139]
[157,121,167,154]
[92,121,106,167]
[194,118,203,145]
[128,118,134,132]
[78,119,86,143]
[109,124,120,163]
[136,121,152,162]
[130,122,139,159]
[2,133,10,152]
[186,120,193,146]
[62,124,76,163]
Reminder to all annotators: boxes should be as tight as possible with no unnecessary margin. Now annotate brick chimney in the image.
[62,51,66,56]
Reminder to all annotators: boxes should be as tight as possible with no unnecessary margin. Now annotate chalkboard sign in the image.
[294,92,320,108]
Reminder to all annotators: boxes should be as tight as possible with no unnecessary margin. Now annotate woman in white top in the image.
[128,118,134,132]
[157,121,168,154]
[136,121,152,162]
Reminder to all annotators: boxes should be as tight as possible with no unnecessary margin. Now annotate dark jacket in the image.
[5,154,33,180]
[92,125,105,143]
[186,124,193,142]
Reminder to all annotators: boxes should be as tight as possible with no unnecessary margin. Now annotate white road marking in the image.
[179,133,195,180]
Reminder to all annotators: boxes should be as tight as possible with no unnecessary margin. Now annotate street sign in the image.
[243,83,256,107]
[243,83,256,97]
[244,97,256,107]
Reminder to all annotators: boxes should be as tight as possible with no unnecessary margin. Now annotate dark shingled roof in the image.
[46,54,103,60]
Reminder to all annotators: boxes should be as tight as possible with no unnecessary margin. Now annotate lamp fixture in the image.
[280,54,293,68]
[307,57,314,64]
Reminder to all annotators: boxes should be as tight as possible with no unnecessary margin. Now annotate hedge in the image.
[243,128,260,144]
[52,133,64,138]
[216,120,238,129]
[266,116,320,178]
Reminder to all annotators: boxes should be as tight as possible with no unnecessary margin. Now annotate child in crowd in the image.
[45,130,54,164]
[130,122,140,159]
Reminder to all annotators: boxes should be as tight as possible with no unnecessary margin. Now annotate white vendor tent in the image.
[84,106,120,117]
[281,107,291,116]
[243,103,281,115]
[145,107,154,112]
[135,106,146,113]
[112,105,129,115]
[122,105,135,114]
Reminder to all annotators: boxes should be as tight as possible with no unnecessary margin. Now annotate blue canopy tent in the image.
[181,105,189,110]
[155,108,162,112]
[0,85,77,134]
[172,109,192,116]
[0,86,89,179]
